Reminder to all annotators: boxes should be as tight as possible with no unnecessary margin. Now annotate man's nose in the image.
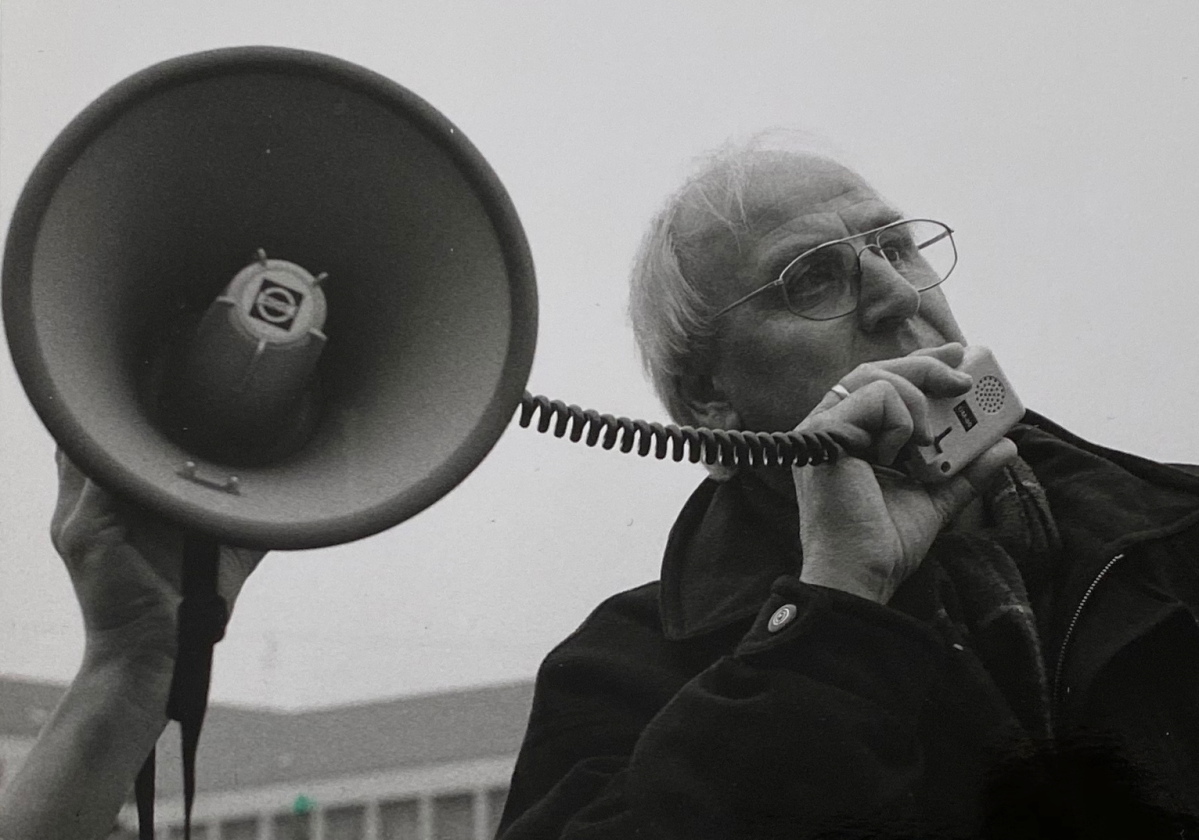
[855,249,921,332]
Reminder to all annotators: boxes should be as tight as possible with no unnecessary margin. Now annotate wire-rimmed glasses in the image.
[715,218,958,321]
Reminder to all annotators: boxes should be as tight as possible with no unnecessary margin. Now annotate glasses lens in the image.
[874,220,957,290]
[780,243,858,319]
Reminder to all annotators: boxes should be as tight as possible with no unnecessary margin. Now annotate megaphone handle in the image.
[134,536,228,840]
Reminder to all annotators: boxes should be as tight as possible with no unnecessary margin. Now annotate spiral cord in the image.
[519,392,843,468]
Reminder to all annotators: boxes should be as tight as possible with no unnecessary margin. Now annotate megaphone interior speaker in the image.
[3,47,538,550]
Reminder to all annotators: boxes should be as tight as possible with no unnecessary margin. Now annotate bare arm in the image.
[0,639,173,839]
[0,454,262,840]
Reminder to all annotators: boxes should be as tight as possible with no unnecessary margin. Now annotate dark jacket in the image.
[499,414,1199,838]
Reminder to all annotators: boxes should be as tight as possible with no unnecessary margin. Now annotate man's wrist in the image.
[80,645,174,724]
[799,560,891,604]
[81,613,177,712]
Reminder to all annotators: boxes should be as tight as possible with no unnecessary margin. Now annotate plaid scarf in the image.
[893,457,1062,742]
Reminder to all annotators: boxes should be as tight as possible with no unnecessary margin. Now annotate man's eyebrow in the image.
[759,210,906,279]
[760,236,830,281]
[858,207,905,230]
[868,210,901,231]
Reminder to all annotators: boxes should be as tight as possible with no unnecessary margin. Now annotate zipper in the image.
[1051,551,1126,712]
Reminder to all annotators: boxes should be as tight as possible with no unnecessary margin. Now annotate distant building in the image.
[0,676,535,840]
[0,678,60,813]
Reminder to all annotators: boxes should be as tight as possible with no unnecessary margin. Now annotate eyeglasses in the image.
[714,218,958,321]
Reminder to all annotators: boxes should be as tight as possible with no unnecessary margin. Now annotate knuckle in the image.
[860,378,898,401]
[49,526,67,556]
[795,410,827,434]
[851,360,883,380]
[51,519,83,559]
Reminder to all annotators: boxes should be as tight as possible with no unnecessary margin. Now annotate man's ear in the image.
[676,373,740,429]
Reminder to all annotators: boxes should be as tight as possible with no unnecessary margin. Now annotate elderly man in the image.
[495,147,1199,837]
[4,145,1199,840]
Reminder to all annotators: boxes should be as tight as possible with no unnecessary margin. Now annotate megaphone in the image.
[3,46,538,550]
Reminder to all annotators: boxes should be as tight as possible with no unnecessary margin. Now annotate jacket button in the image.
[768,603,797,633]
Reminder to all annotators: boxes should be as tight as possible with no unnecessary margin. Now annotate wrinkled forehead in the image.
[674,152,894,296]
[738,153,891,234]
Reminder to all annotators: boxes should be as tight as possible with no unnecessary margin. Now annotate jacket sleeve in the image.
[498,575,949,839]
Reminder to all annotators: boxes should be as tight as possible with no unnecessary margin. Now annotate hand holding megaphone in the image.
[3,46,538,551]
[51,449,264,670]
[0,451,265,840]
[1,48,538,839]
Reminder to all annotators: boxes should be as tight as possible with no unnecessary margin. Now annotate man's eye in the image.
[783,253,845,302]
[877,233,917,261]
[800,265,840,291]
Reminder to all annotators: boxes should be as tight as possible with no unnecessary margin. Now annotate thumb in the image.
[928,438,1018,525]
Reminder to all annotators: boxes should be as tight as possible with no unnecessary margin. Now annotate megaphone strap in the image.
[136,538,227,840]
[135,749,155,840]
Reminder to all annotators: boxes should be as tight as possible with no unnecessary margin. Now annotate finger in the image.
[810,385,852,416]
[845,352,971,399]
[804,379,916,466]
[909,342,966,366]
[927,438,1019,525]
[869,381,921,466]
[854,371,934,445]
[813,371,935,444]
[55,448,88,499]
[811,343,970,419]
[815,373,933,449]
[52,453,124,558]
[63,480,126,558]
[52,449,88,537]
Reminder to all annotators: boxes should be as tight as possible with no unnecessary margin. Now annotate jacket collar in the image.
[659,471,799,641]
[659,411,1199,642]
[1014,411,1199,564]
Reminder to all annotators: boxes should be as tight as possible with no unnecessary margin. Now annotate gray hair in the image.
[629,134,852,426]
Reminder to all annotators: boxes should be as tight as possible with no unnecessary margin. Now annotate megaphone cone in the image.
[3,47,538,549]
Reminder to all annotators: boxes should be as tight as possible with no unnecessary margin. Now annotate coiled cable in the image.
[519,392,843,467]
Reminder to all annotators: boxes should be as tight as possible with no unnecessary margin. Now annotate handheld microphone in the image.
[901,345,1024,483]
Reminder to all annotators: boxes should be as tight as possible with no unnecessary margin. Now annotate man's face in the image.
[697,154,966,432]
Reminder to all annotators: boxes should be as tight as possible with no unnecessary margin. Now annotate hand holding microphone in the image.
[790,344,1019,604]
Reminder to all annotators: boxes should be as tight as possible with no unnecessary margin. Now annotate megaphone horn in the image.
[3,46,539,550]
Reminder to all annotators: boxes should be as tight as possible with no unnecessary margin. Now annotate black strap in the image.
[135,536,228,840]
[135,748,155,840]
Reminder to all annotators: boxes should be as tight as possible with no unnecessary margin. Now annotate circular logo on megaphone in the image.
[251,278,304,330]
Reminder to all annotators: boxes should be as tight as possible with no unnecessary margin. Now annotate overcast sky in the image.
[2,1,1197,709]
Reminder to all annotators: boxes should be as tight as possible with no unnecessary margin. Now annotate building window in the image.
[431,793,473,840]
[379,799,419,840]
[220,817,258,840]
[486,787,509,837]
[272,810,314,840]
[324,804,365,840]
